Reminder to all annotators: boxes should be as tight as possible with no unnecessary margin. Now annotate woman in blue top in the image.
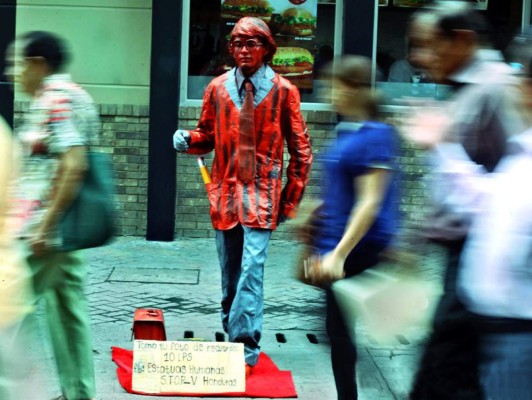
[304,55,400,400]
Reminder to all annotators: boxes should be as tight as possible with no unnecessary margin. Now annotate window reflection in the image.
[186,0,338,103]
[377,6,449,104]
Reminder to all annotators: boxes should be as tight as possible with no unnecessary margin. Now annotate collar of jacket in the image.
[226,65,276,110]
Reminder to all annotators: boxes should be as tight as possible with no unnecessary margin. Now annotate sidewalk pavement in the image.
[30,236,445,400]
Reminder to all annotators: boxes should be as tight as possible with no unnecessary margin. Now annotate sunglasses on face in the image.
[230,39,263,50]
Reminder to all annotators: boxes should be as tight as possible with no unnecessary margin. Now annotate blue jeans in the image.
[215,225,272,366]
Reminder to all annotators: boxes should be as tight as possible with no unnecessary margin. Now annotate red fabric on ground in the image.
[111,347,297,398]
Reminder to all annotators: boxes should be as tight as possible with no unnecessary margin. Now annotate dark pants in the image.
[410,240,483,400]
[480,328,532,400]
[325,242,385,400]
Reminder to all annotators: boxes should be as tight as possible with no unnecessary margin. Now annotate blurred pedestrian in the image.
[4,31,98,400]
[401,3,526,399]
[0,116,36,400]
[172,17,312,375]
[456,28,532,400]
[388,16,433,84]
[303,55,400,400]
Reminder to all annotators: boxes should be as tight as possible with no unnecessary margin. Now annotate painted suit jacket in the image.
[185,65,312,230]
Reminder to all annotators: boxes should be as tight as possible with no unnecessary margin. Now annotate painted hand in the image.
[173,130,190,152]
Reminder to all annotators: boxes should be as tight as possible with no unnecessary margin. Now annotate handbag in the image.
[332,260,441,346]
[58,151,116,251]
[294,244,320,286]
[292,199,325,287]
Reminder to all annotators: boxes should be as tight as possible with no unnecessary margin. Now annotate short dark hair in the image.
[429,1,491,45]
[20,31,70,72]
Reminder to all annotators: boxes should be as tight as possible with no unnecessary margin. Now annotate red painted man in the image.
[173,17,312,373]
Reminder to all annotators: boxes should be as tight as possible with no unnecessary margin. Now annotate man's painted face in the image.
[230,35,268,76]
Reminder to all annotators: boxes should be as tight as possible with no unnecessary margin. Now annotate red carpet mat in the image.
[111,347,297,398]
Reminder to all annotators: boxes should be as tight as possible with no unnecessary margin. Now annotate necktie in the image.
[238,79,256,183]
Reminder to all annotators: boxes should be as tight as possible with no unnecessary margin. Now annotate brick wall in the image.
[14,102,431,244]
[174,107,432,243]
[99,104,150,236]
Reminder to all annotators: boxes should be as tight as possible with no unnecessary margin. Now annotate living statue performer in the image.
[173,17,313,375]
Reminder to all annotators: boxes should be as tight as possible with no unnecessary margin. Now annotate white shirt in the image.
[457,129,532,319]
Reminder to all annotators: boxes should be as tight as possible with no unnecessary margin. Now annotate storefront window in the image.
[376,5,449,105]
[374,0,520,107]
[181,0,342,107]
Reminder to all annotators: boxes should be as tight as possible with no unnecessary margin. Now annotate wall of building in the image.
[14,103,431,244]
[173,109,431,242]
[11,0,432,244]
[177,109,428,243]
[14,0,152,105]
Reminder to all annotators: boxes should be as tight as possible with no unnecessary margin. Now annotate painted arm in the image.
[183,83,217,155]
[280,85,313,218]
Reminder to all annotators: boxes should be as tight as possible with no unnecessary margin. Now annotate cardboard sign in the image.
[132,340,245,394]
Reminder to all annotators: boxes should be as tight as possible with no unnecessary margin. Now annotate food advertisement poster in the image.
[220,0,318,91]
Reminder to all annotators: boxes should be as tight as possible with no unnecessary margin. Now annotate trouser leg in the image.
[325,242,384,400]
[409,242,483,400]
[216,226,244,334]
[326,288,357,400]
[215,225,271,366]
[480,332,532,400]
[28,251,95,399]
[0,243,37,399]
[0,316,41,400]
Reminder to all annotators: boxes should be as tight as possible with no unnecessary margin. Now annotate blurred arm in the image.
[431,142,491,217]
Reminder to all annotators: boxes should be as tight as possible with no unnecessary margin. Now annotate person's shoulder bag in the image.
[58,151,116,251]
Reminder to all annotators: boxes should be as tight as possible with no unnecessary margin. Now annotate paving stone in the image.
[24,237,446,399]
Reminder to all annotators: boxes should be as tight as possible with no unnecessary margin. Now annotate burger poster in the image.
[220,0,318,91]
